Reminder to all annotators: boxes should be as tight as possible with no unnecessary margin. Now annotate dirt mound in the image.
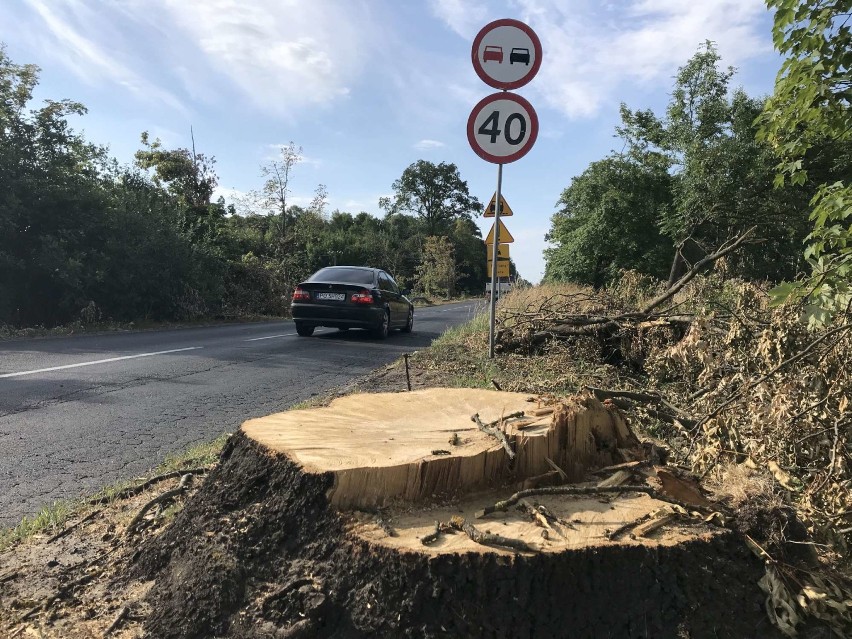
[132,432,781,638]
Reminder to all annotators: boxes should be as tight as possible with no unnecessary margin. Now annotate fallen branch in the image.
[104,605,130,637]
[607,513,652,541]
[517,500,552,529]
[484,410,526,428]
[421,522,443,545]
[450,517,537,553]
[47,509,101,544]
[640,227,757,314]
[125,473,194,535]
[476,485,708,518]
[585,386,695,426]
[471,413,515,459]
[88,467,208,505]
[544,456,568,481]
[0,570,18,584]
[692,323,852,434]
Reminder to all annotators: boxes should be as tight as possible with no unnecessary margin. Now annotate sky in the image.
[0,0,783,283]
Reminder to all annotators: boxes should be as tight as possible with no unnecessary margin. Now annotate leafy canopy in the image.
[381,160,481,236]
[758,0,852,326]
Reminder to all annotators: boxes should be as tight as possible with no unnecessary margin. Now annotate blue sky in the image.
[1,0,782,283]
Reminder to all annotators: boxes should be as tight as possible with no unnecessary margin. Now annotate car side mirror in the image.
[401,288,411,296]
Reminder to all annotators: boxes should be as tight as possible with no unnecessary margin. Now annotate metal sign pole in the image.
[488,162,503,358]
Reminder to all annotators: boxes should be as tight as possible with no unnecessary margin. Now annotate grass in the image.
[0,434,232,551]
[0,501,74,551]
[0,314,287,342]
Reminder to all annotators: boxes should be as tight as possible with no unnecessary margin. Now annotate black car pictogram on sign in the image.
[509,47,530,65]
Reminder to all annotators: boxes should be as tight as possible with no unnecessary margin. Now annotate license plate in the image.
[315,292,345,301]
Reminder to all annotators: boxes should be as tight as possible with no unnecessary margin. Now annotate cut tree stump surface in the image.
[242,388,638,510]
[350,490,715,555]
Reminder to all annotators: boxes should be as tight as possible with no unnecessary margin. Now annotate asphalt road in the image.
[0,301,483,526]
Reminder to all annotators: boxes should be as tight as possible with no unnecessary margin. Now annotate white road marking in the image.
[0,347,203,379]
[244,333,296,342]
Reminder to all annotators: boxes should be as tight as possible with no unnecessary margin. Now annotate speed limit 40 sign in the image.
[467,92,539,164]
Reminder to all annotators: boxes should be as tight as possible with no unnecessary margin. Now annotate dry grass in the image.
[704,462,784,512]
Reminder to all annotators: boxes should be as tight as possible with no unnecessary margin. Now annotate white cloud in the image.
[23,0,187,114]
[414,139,447,150]
[23,0,375,118]
[429,0,772,119]
[430,0,488,37]
[150,0,374,114]
[514,0,772,117]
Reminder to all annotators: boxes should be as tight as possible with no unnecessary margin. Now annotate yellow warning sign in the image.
[485,219,514,244]
[483,193,513,217]
[487,260,510,277]
[487,244,510,260]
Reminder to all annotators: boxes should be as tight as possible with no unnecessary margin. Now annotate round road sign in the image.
[467,92,539,164]
[471,18,542,90]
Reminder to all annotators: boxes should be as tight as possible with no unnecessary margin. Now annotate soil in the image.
[134,433,780,639]
[0,360,789,638]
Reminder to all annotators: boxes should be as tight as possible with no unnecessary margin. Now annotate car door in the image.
[379,271,405,327]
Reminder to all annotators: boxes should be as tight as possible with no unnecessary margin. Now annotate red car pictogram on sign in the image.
[483,46,503,63]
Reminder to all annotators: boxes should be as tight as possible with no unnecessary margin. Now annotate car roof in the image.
[320,266,376,272]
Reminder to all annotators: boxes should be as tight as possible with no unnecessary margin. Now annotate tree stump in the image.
[134,389,780,639]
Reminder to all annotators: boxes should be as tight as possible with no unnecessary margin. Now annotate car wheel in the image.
[401,307,414,333]
[295,323,314,337]
[371,310,389,339]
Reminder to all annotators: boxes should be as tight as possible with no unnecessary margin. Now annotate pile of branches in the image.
[494,234,852,635]
[496,231,755,357]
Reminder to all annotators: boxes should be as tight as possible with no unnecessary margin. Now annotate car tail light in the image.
[350,289,373,304]
[292,287,310,302]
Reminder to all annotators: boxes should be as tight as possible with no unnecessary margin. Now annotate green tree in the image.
[758,0,852,325]
[0,45,108,325]
[381,160,481,236]
[544,157,674,287]
[546,43,817,288]
[417,236,457,298]
[134,131,222,241]
[449,217,487,293]
[259,141,302,240]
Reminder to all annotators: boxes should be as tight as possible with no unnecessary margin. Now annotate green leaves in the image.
[758,1,852,326]
[385,160,481,237]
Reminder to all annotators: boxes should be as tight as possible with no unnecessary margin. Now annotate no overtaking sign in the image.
[471,19,542,90]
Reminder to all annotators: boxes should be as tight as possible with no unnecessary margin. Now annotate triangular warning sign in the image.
[483,193,513,217]
[485,219,514,244]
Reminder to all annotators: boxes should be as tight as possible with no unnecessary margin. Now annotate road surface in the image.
[0,302,482,526]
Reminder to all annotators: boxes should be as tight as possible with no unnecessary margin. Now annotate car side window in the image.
[378,272,391,292]
[380,272,399,294]
[385,274,400,294]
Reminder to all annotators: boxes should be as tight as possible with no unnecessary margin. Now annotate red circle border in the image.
[467,92,539,164]
[471,18,543,90]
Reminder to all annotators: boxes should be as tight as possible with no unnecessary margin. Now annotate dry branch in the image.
[639,227,757,314]
[88,467,208,505]
[471,413,515,459]
[125,473,194,535]
[692,323,852,434]
[497,228,756,354]
[606,513,653,541]
[450,517,537,553]
[476,485,708,518]
[420,521,444,545]
[104,605,130,637]
[47,509,101,544]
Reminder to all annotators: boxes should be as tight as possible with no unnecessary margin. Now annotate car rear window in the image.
[308,267,374,285]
